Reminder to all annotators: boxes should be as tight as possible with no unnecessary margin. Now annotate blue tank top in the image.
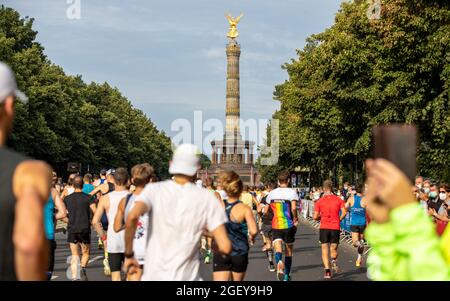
[44,194,55,240]
[224,200,249,256]
[350,195,366,226]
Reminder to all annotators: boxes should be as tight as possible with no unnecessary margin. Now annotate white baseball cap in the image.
[169,144,200,176]
[0,62,28,103]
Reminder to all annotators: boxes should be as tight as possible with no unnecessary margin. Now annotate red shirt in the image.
[314,195,345,230]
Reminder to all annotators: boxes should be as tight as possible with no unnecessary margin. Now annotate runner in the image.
[92,167,129,281]
[63,176,96,281]
[0,62,52,280]
[260,182,276,272]
[61,173,76,200]
[266,171,299,281]
[82,173,95,195]
[314,179,347,279]
[202,177,222,264]
[345,184,367,267]
[45,171,68,280]
[123,144,232,281]
[212,171,257,281]
[113,164,155,280]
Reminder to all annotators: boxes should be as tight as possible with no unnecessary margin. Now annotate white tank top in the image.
[106,190,129,253]
[124,194,149,265]
[217,189,228,201]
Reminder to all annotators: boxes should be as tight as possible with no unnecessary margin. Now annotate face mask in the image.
[439,193,447,201]
[429,191,437,199]
[344,186,348,190]
[424,188,430,194]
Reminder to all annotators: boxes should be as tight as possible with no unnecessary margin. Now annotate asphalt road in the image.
[51,219,368,281]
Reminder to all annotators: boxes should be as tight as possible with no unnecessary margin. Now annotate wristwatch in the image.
[125,251,134,259]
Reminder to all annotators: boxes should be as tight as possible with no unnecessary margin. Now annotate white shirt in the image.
[106,190,129,253]
[124,193,149,265]
[137,180,227,281]
[266,187,299,203]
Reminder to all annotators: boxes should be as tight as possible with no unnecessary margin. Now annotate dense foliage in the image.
[259,0,450,185]
[0,6,172,178]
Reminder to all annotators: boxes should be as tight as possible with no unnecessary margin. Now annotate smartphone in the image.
[372,124,417,183]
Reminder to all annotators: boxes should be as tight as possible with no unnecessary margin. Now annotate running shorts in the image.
[108,253,125,272]
[319,229,340,244]
[261,224,273,238]
[67,229,91,244]
[272,226,297,245]
[350,225,366,234]
[213,253,248,273]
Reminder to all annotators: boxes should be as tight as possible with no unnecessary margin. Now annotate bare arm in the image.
[291,200,298,223]
[113,198,127,233]
[53,188,67,220]
[92,196,107,239]
[211,224,232,255]
[313,211,320,221]
[13,160,52,281]
[245,207,258,238]
[89,183,106,196]
[339,206,347,221]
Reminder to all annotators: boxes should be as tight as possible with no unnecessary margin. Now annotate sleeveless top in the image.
[0,147,28,281]
[106,190,129,253]
[124,193,149,265]
[223,200,249,256]
[44,194,55,240]
[350,195,367,226]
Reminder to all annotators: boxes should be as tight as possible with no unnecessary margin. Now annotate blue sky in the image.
[4,0,344,154]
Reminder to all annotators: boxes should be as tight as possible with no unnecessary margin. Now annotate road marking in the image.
[89,255,103,264]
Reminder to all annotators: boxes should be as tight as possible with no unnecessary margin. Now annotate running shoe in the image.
[276,261,284,281]
[324,270,332,279]
[269,262,275,272]
[283,274,291,281]
[331,260,339,274]
[103,258,111,277]
[357,244,365,255]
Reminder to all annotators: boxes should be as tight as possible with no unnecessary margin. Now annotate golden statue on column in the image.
[226,13,244,39]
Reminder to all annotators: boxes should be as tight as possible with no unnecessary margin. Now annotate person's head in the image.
[355,183,364,195]
[73,176,84,190]
[51,170,57,186]
[423,180,431,194]
[439,184,449,202]
[278,170,290,187]
[100,169,107,179]
[204,177,214,189]
[93,174,99,181]
[113,167,129,187]
[343,182,349,189]
[412,185,419,201]
[106,170,115,184]
[131,163,155,188]
[218,171,243,200]
[429,183,438,199]
[323,179,333,193]
[243,185,250,192]
[419,188,429,201]
[415,176,424,189]
[0,63,28,145]
[169,144,200,182]
[83,173,92,184]
[266,182,276,192]
[67,173,76,186]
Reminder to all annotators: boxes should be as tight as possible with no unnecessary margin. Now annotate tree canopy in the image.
[259,0,450,185]
[0,6,173,179]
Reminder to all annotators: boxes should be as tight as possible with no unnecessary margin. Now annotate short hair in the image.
[83,173,92,183]
[113,167,129,186]
[278,170,290,184]
[73,176,84,189]
[131,163,155,187]
[439,183,449,192]
[218,171,243,199]
[355,183,364,194]
[266,182,276,190]
[93,174,99,180]
[67,173,76,186]
[204,177,213,188]
[323,179,333,191]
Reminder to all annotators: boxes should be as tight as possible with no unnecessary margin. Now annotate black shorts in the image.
[48,239,57,273]
[109,253,124,272]
[350,225,366,234]
[272,226,297,245]
[261,224,273,238]
[213,253,248,273]
[319,229,340,244]
[67,229,91,244]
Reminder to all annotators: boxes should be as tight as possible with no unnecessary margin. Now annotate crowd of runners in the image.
[1,61,450,282]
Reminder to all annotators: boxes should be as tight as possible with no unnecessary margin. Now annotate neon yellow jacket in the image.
[365,203,450,281]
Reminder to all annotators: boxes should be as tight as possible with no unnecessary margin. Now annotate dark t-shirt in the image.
[260,195,274,226]
[64,192,93,233]
[428,199,444,213]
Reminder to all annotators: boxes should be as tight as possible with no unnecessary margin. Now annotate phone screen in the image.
[372,124,417,183]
